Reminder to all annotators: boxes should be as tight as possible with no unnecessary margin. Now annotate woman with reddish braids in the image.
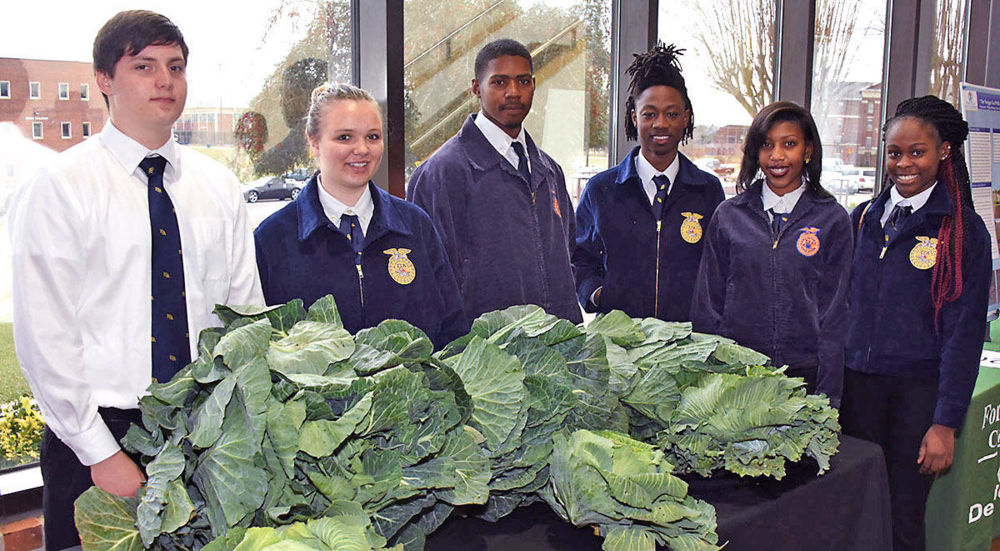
[841,95,991,551]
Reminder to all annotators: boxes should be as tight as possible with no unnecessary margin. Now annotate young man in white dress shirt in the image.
[9,11,263,548]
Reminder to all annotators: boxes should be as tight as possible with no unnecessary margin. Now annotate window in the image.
[29,81,40,99]
[82,122,91,138]
[61,122,71,139]
[58,82,69,100]
[659,0,777,196]
[404,0,614,203]
[866,136,872,147]
[0,81,9,99]
[81,84,89,101]
[811,0,887,197]
[931,0,966,106]
[32,122,42,139]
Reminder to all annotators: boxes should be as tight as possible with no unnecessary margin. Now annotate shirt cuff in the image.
[62,422,121,466]
[590,287,602,309]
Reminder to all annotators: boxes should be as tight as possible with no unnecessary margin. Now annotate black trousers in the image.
[785,363,819,396]
[40,407,142,550]
[840,368,938,551]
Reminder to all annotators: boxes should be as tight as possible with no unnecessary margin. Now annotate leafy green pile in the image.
[76,297,489,549]
[75,301,840,551]
[582,311,840,479]
[541,429,719,551]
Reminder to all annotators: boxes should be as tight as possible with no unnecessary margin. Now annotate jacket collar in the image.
[734,180,833,227]
[458,114,555,188]
[865,181,954,231]
[297,176,412,243]
[614,147,713,188]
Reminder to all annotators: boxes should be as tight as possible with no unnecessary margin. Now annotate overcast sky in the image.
[1,0,300,108]
[2,0,886,124]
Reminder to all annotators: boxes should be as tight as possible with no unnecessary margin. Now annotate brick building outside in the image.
[0,57,107,153]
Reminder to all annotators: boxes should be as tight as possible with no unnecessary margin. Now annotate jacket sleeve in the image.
[815,210,853,407]
[935,214,992,428]
[10,169,119,466]
[252,227,274,305]
[424,217,470,349]
[572,181,605,312]
[690,207,729,334]
[408,162,467,292]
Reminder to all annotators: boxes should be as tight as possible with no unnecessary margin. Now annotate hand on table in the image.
[91,450,146,497]
[918,424,955,475]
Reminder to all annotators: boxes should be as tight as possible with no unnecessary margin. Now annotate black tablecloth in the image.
[425,435,891,550]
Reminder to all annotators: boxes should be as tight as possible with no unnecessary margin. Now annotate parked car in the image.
[282,168,314,183]
[243,176,302,203]
[855,168,877,193]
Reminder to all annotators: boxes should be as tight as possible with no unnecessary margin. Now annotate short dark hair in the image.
[93,10,189,106]
[474,39,532,81]
[624,43,694,142]
[738,101,829,198]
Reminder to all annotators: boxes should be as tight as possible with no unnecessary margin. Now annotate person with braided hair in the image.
[841,95,991,551]
[573,43,724,321]
[691,101,852,403]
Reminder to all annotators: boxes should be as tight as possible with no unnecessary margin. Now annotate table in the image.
[926,356,1000,550]
[426,435,890,550]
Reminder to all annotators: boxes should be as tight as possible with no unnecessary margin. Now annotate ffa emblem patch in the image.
[384,248,416,285]
[796,227,821,257]
[552,188,561,218]
[909,236,938,270]
[679,212,703,243]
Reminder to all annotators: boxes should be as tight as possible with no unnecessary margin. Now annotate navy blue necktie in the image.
[511,142,531,183]
[884,204,912,242]
[143,156,189,383]
[768,208,788,238]
[340,213,364,255]
[652,175,670,220]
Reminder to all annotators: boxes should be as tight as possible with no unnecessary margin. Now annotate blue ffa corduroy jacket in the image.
[847,183,991,428]
[691,182,853,405]
[407,114,582,323]
[254,177,469,349]
[573,147,725,321]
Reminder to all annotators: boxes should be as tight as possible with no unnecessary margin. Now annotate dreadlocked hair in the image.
[884,95,971,331]
[624,42,694,143]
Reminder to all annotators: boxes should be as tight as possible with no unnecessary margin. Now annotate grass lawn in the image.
[0,323,30,404]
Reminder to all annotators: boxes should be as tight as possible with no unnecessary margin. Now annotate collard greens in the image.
[75,301,839,551]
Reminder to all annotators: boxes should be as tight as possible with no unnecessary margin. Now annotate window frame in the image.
[58,82,69,100]
[61,122,71,139]
[0,81,9,99]
[80,83,89,101]
[82,121,91,138]
[29,81,41,99]
[32,122,43,140]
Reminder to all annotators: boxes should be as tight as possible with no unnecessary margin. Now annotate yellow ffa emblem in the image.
[909,236,938,270]
[796,227,821,257]
[679,212,703,243]
[384,248,416,285]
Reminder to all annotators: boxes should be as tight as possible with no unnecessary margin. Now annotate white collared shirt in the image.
[880,182,938,227]
[635,151,680,206]
[761,181,807,221]
[10,122,264,466]
[474,111,530,173]
[317,177,375,236]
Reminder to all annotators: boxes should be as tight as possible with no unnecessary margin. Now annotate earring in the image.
[805,155,811,164]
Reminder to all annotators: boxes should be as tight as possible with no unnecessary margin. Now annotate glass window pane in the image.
[929,0,967,107]
[403,0,613,204]
[658,0,777,196]
[810,0,886,204]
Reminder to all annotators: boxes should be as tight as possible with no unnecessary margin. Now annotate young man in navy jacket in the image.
[574,44,724,320]
[407,39,581,323]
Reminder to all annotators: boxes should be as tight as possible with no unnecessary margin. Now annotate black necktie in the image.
[884,204,912,242]
[768,208,788,238]
[652,175,670,220]
[143,155,190,383]
[511,142,531,183]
